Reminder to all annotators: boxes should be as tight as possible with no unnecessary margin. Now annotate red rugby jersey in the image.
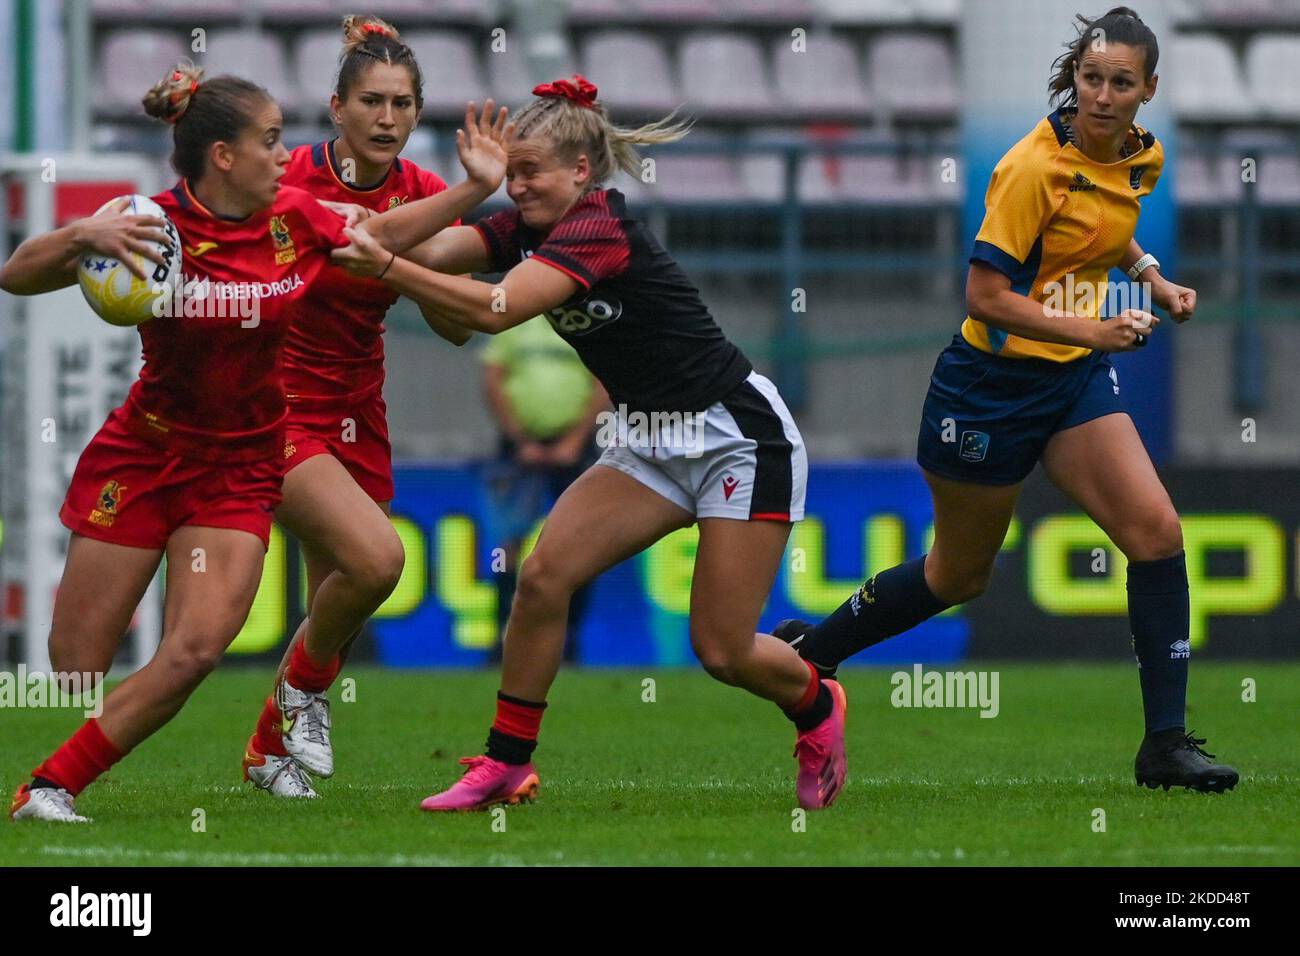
[279,141,451,406]
[124,181,347,462]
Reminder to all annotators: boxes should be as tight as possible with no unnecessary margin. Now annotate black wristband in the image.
[375,251,396,280]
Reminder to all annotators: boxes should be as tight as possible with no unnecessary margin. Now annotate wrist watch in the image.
[1127,253,1160,280]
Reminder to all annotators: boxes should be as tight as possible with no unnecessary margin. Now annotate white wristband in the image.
[1128,253,1160,280]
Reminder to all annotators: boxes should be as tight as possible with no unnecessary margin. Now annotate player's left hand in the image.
[333,225,392,278]
[457,99,513,194]
[1151,276,1196,324]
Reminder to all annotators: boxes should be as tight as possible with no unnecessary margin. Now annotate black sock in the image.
[799,555,952,668]
[1128,551,1189,735]
[786,683,833,732]
[30,776,59,791]
[485,727,538,766]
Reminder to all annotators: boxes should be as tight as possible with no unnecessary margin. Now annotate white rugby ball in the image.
[76,194,182,327]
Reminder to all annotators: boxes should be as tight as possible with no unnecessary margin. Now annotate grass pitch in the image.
[3,663,1297,866]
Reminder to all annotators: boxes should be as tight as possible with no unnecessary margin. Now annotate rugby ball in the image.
[76,194,182,327]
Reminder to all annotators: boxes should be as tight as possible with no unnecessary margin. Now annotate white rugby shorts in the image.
[596,371,807,522]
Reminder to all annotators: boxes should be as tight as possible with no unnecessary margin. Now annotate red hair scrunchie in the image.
[361,22,394,38]
[532,74,598,109]
[165,72,200,124]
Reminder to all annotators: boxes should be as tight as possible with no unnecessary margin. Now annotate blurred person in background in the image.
[480,315,608,664]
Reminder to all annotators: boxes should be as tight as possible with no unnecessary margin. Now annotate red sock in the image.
[253,695,289,757]
[789,661,823,714]
[285,639,340,694]
[492,693,546,741]
[32,719,124,796]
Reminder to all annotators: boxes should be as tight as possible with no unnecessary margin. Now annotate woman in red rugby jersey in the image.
[2,62,507,822]
[241,15,480,798]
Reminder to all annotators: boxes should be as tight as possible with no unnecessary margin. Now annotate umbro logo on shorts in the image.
[1170,639,1191,659]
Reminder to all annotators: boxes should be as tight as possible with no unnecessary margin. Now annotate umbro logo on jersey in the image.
[721,474,739,500]
[1068,171,1096,192]
[184,241,219,257]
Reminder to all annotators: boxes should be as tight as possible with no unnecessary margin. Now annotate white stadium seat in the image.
[1168,35,1258,122]
[581,32,680,114]
[771,32,872,120]
[97,31,192,115]
[678,32,776,119]
[867,33,958,122]
[1244,35,1300,120]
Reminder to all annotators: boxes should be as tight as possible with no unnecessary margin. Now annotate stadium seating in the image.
[293,30,343,116]
[770,32,872,120]
[818,0,914,24]
[1244,35,1300,120]
[1256,155,1300,204]
[1174,152,1247,204]
[90,0,145,14]
[200,29,295,107]
[644,154,750,203]
[581,32,680,114]
[96,30,192,115]
[485,34,544,108]
[154,0,241,14]
[908,0,962,23]
[867,33,958,122]
[260,0,336,17]
[567,0,630,19]
[1197,0,1290,23]
[402,31,489,116]
[1169,35,1259,121]
[678,32,777,119]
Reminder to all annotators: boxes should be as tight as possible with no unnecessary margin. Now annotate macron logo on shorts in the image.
[959,430,990,463]
[721,474,739,500]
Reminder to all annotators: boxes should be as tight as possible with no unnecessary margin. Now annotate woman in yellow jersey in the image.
[775,7,1237,793]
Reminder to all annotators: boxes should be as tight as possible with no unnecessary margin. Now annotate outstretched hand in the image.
[456,99,514,193]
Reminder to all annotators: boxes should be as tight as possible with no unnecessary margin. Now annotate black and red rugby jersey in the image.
[474,188,752,414]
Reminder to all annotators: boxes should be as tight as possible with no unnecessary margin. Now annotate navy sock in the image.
[1127,551,1189,735]
[798,555,952,668]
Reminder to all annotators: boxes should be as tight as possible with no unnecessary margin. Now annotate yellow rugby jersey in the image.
[961,107,1164,362]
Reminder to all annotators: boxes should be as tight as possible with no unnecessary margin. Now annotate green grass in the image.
[3,664,1297,866]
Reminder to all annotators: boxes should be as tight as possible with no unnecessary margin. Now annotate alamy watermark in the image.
[594,405,707,458]
[149,272,310,327]
[890,664,999,718]
[1042,276,1152,319]
[0,666,104,717]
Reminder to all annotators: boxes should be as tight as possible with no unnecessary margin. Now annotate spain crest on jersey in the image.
[1130,166,1147,190]
[269,215,297,265]
[88,480,125,527]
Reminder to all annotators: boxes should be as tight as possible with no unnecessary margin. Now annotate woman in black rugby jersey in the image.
[333,75,848,813]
